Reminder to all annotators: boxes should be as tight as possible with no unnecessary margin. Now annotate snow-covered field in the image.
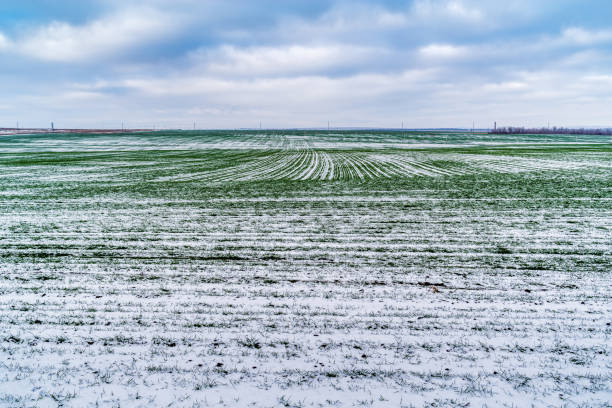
[0,131,610,407]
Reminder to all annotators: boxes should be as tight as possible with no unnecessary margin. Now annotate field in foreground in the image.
[0,131,610,407]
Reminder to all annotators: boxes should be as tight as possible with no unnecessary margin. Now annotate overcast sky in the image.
[0,0,611,129]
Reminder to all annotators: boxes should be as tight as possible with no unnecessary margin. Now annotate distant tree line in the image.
[491,126,612,135]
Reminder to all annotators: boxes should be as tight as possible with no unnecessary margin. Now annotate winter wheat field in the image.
[0,130,611,408]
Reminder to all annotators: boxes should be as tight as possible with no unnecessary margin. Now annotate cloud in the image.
[13,7,181,62]
[59,90,108,101]
[582,74,612,83]
[560,27,612,46]
[196,44,391,78]
[412,0,484,22]
[56,62,609,129]
[268,4,411,47]
[119,68,436,98]
[419,43,468,59]
[482,81,528,92]
[0,32,10,50]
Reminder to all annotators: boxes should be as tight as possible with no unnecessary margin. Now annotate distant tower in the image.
[51,122,54,131]
[494,121,496,131]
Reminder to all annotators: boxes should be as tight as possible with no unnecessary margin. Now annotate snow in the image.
[0,131,610,407]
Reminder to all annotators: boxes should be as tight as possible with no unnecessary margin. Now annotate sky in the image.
[0,0,611,129]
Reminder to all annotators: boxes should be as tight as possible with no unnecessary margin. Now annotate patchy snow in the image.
[0,131,610,407]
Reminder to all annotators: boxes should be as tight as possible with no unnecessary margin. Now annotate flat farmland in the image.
[0,131,610,407]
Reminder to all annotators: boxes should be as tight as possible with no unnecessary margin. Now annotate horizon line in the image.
[3,126,612,133]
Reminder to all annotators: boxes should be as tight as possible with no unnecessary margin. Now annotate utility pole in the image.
[51,122,54,132]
